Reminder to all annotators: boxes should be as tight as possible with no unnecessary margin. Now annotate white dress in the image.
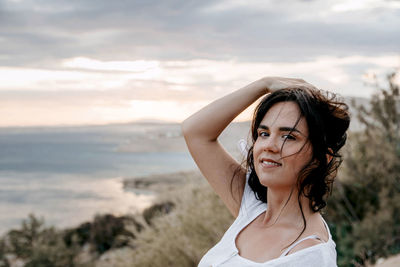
[198,171,338,267]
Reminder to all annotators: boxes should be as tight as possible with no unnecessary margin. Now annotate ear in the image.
[326,148,333,164]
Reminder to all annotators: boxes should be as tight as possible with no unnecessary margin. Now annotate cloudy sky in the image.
[0,0,399,127]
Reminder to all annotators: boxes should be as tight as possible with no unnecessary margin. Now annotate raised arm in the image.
[181,78,270,217]
[181,77,315,217]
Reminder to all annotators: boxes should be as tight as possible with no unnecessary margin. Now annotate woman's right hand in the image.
[261,77,318,93]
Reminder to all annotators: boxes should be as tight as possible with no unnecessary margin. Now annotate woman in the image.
[181,77,350,266]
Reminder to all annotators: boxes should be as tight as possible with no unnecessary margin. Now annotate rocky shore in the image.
[123,170,203,193]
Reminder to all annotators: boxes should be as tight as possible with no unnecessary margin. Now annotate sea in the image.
[0,122,197,234]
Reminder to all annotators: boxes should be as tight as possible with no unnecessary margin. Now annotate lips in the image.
[260,158,282,167]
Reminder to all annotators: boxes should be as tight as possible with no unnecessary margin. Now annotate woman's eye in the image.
[259,132,269,137]
[283,134,296,140]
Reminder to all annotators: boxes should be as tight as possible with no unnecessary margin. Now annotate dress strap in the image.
[279,235,321,257]
[321,216,332,239]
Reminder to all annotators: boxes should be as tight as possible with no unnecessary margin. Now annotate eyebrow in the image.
[258,124,302,134]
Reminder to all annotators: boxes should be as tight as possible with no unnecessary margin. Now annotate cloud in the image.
[331,0,400,12]
[0,0,399,67]
[62,57,160,72]
[2,54,397,92]
[0,0,399,126]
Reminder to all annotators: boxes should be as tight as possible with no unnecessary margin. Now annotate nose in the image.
[263,135,280,153]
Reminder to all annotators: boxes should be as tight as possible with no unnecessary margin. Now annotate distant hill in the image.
[0,96,369,136]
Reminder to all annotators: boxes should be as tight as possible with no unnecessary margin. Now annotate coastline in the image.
[123,169,203,193]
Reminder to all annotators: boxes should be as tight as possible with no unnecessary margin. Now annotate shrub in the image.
[3,214,78,267]
[89,214,136,254]
[326,72,400,266]
[114,180,234,267]
[142,201,175,226]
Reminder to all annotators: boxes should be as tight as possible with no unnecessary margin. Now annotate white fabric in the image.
[198,171,338,267]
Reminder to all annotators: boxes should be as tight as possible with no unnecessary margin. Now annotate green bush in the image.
[3,214,78,267]
[0,212,144,266]
[89,214,136,254]
[326,72,400,266]
[142,201,175,226]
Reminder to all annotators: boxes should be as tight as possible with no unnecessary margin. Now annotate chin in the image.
[255,170,293,190]
[258,177,276,188]
[254,170,275,187]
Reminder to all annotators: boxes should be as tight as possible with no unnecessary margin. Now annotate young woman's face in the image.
[253,101,313,190]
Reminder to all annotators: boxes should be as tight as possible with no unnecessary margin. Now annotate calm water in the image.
[0,123,196,234]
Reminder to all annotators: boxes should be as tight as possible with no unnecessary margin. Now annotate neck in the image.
[260,186,316,228]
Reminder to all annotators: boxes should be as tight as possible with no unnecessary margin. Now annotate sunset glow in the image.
[0,0,399,127]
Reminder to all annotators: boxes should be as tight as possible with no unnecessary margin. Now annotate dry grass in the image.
[373,254,400,267]
[99,174,234,267]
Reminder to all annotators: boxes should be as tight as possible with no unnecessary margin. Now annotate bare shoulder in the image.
[287,238,325,255]
[287,215,330,255]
